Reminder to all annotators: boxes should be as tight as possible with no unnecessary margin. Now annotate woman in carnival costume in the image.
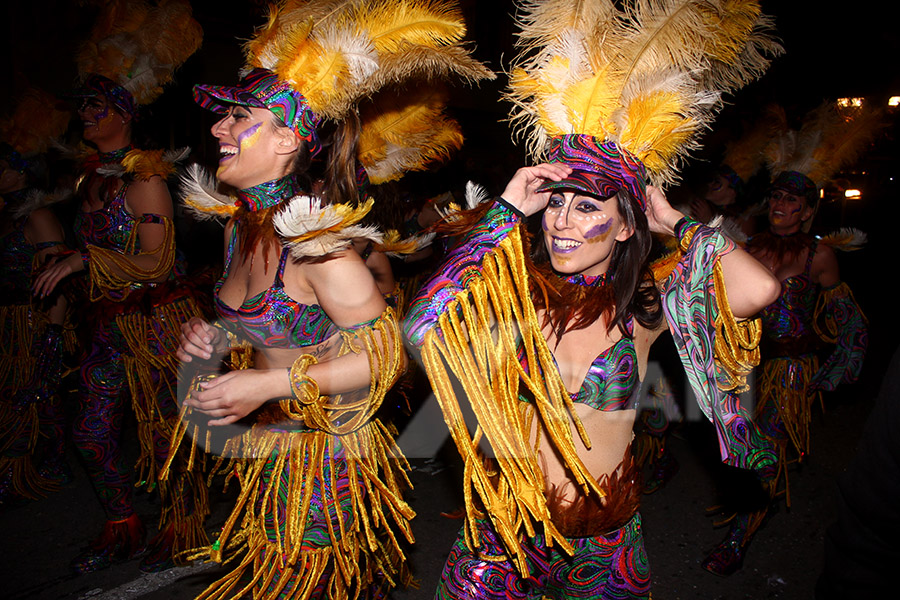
[174,1,492,598]
[702,102,875,576]
[33,0,207,573]
[0,89,75,503]
[403,1,783,597]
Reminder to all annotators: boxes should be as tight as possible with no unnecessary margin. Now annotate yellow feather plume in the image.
[243,0,493,120]
[506,0,781,184]
[0,88,71,156]
[358,86,463,184]
[767,102,886,189]
[77,0,202,106]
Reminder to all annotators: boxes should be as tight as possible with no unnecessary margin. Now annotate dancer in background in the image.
[703,101,875,575]
[33,0,206,573]
[0,89,74,503]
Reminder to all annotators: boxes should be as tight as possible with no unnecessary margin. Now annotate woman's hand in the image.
[645,186,685,237]
[33,252,85,298]
[500,163,572,217]
[177,317,226,362]
[185,369,282,426]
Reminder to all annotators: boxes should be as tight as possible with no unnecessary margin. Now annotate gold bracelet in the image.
[288,354,320,405]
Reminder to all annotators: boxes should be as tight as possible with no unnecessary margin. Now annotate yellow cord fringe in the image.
[85,216,176,301]
[419,225,604,574]
[168,307,415,599]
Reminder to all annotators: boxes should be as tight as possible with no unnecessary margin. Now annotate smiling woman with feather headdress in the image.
[31,0,208,575]
[173,1,493,598]
[402,0,784,597]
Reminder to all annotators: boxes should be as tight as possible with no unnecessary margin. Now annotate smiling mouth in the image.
[219,146,238,161]
[552,237,581,253]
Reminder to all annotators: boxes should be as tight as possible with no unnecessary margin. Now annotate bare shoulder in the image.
[296,249,386,327]
[125,175,173,218]
[24,207,64,244]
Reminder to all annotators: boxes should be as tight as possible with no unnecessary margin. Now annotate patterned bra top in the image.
[518,317,640,412]
[74,180,165,252]
[215,228,339,350]
[761,241,818,342]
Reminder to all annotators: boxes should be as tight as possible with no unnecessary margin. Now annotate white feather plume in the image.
[179,163,237,221]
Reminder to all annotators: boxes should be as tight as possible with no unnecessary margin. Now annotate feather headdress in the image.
[506,0,783,191]
[721,104,785,185]
[357,85,464,185]
[0,87,71,159]
[765,101,885,194]
[76,0,202,108]
[242,0,494,121]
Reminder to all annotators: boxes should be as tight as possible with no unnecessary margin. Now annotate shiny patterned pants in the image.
[72,316,177,520]
[256,440,356,598]
[435,514,650,600]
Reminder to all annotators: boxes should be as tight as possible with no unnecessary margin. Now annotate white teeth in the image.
[554,238,581,249]
[220,146,238,155]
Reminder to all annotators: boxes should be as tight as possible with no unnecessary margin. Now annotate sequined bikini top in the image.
[761,240,818,342]
[518,272,639,412]
[74,180,165,252]
[215,227,339,350]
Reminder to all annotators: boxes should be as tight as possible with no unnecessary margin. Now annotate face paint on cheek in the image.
[542,213,550,231]
[95,106,114,130]
[584,218,614,243]
[237,122,263,154]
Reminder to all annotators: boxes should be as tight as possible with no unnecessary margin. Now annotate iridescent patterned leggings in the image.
[256,439,356,597]
[435,514,650,600]
[72,316,177,520]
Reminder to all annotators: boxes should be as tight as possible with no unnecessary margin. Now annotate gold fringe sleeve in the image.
[418,225,603,573]
[85,216,176,301]
[711,263,762,393]
[675,223,761,394]
[280,307,405,435]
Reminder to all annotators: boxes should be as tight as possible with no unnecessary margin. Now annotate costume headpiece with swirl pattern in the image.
[508,0,783,208]
[73,0,202,116]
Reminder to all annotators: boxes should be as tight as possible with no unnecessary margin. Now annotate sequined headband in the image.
[71,74,138,119]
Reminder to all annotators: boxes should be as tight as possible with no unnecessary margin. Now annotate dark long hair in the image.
[530,187,662,338]
[320,110,362,207]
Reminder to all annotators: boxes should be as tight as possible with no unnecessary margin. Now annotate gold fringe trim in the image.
[419,225,603,573]
[109,296,210,548]
[712,265,761,392]
[188,423,413,600]
[676,223,762,393]
[814,281,867,343]
[85,217,176,300]
[280,307,404,435]
[166,308,413,597]
[758,355,819,457]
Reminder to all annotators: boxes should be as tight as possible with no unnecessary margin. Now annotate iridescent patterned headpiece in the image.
[770,170,818,204]
[71,74,139,119]
[194,68,322,158]
[536,135,648,210]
